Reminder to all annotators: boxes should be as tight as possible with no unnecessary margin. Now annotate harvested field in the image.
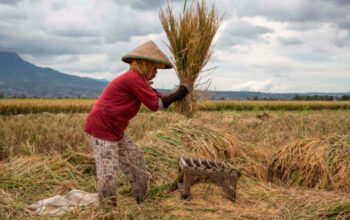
[1,102,350,219]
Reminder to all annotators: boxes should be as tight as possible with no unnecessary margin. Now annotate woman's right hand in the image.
[181,78,193,93]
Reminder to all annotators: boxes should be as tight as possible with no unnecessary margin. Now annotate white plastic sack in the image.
[29,189,99,216]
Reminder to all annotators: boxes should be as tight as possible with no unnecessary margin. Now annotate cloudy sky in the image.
[0,0,349,93]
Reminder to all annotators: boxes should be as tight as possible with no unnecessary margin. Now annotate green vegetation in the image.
[293,94,350,101]
[1,98,350,115]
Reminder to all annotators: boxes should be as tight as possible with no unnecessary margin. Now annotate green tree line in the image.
[293,95,350,101]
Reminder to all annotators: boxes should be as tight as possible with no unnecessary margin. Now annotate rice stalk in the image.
[268,135,350,192]
[232,144,269,181]
[161,122,239,160]
[160,0,223,117]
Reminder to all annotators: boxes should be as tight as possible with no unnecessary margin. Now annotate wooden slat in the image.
[189,157,197,168]
[179,157,189,170]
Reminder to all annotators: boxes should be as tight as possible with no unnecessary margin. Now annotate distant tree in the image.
[293,94,336,101]
[252,96,259,100]
[341,95,350,100]
[324,95,334,101]
[0,90,3,99]
[17,94,26,98]
[293,95,302,100]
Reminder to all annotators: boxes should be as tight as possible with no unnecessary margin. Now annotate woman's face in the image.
[148,62,166,80]
[148,67,158,80]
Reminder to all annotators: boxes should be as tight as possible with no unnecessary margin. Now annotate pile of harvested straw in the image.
[168,122,239,160]
[268,135,350,192]
[160,0,222,117]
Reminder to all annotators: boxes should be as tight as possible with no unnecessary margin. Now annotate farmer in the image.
[84,40,189,205]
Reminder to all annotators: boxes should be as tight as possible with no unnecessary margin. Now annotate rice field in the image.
[1,98,350,115]
[1,99,350,219]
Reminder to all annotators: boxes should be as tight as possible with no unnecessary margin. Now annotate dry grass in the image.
[160,0,222,117]
[268,135,350,192]
[0,112,90,160]
[157,121,239,160]
[1,109,350,219]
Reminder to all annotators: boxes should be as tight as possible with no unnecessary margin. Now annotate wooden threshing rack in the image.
[173,157,241,201]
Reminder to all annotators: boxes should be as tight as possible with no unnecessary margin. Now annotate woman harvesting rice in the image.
[84,40,189,205]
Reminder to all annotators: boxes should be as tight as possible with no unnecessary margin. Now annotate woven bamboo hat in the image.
[122,40,172,69]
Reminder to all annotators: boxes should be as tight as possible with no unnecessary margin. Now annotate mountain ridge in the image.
[0,51,108,97]
[0,51,349,99]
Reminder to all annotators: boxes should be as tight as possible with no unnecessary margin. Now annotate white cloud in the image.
[230,80,284,92]
[0,0,349,92]
[218,17,273,48]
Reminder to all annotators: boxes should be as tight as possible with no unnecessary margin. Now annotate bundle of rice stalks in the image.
[160,0,222,117]
[160,122,239,160]
[233,144,269,180]
[268,135,350,192]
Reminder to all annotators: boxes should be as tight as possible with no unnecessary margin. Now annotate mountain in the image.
[0,52,108,97]
[0,51,349,99]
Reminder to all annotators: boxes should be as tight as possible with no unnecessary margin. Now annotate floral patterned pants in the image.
[87,134,149,204]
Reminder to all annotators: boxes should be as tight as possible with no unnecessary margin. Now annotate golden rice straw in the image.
[160,0,222,117]
[268,135,350,192]
[169,122,239,160]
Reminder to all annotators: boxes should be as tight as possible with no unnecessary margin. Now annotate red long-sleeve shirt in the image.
[84,69,161,141]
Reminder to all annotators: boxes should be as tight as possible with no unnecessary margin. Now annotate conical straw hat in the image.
[122,40,172,69]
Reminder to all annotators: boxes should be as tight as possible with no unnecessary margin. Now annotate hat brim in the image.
[122,55,172,69]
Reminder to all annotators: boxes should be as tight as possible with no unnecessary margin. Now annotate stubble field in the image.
[1,99,350,219]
